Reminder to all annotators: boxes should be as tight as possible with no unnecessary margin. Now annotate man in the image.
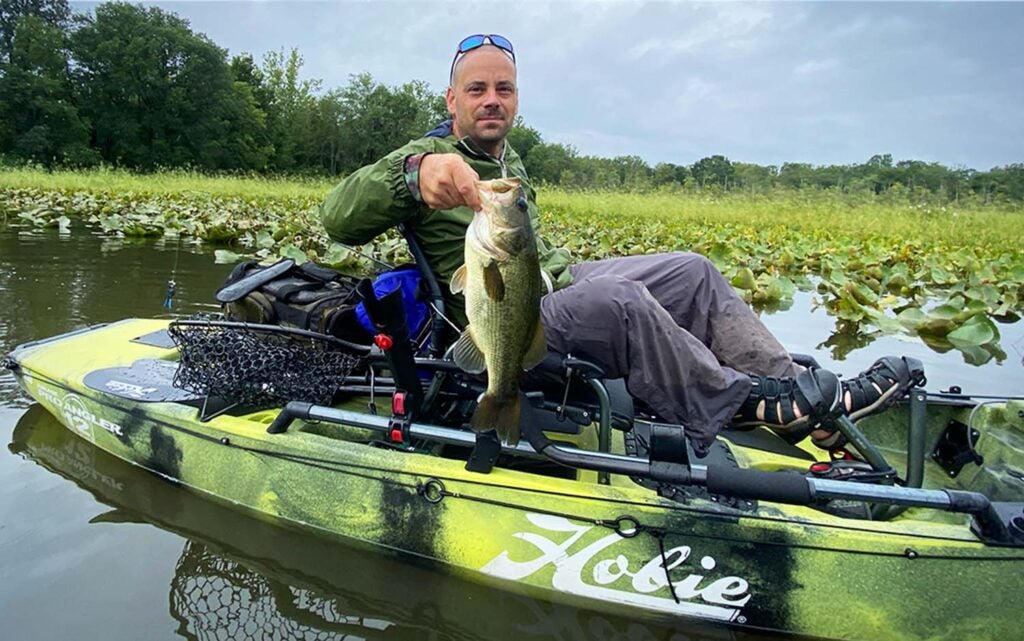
[321,34,923,455]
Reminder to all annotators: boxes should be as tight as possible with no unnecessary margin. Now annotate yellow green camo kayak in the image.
[6,318,1024,641]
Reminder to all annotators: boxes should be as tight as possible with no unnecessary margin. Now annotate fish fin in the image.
[522,319,548,371]
[471,393,522,445]
[483,262,505,301]
[452,328,487,374]
[450,264,467,294]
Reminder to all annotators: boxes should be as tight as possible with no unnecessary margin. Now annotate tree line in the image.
[2,1,1022,204]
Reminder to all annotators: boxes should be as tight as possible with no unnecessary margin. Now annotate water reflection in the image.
[11,407,757,641]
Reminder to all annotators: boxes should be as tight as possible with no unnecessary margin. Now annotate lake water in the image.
[1,226,1022,640]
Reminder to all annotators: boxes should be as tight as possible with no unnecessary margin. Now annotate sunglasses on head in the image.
[450,34,515,81]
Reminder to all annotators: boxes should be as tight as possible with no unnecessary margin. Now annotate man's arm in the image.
[536,234,573,293]
[321,143,485,245]
[320,147,420,246]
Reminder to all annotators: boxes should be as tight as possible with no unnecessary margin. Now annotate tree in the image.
[506,116,542,161]
[324,73,445,175]
[691,155,735,188]
[732,162,774,192]
[523,142,576,185]
[0,13,94,165]
[69,2,265,169]
[611,155,652,191]
[260,47,320,170]
[653,162,687,188]
[0,0,69,63]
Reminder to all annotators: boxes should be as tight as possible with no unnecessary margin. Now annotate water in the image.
[1,226,1022,640]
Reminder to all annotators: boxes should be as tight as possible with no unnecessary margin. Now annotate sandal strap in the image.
[849,355,927,408]
[747,376,800,425]
[795,368,838,417]
[737,368,839,429]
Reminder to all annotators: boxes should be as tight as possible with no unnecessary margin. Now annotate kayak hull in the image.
[8,318,1024,641]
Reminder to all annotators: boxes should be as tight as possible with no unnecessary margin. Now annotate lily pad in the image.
[947,314,1000,348]
[214,249,246,264]
[731,267,756,290]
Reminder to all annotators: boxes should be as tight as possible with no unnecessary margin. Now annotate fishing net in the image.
[170,541,395,641]
[168,319,365,408]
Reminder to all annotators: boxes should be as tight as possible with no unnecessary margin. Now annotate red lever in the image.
[810,462,832,474]
[389,427,404,443]
[374,334,393,351]
[393,391,407,416]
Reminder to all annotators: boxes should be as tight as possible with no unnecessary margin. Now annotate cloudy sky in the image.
[75,1,1023,170]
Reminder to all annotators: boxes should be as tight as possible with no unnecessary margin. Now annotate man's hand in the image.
[418,153,482,211]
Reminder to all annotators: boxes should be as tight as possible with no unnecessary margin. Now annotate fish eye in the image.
[516,196,528,211]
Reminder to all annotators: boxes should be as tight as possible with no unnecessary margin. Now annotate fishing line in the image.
[163,234,181,311]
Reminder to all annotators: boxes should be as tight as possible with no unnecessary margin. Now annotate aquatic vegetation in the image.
[2,168,1022,361]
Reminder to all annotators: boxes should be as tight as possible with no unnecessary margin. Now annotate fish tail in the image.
[470,393,522,446]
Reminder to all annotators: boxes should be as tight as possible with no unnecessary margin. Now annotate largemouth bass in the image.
[450,177,547,445]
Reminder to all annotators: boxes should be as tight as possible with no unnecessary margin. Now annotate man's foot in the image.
[811,356,927,448]
[734,367,842,433]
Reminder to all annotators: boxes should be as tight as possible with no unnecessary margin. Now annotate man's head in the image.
[446,35,518,156]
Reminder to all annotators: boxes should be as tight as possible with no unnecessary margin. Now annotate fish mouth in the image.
[487,177,520,192]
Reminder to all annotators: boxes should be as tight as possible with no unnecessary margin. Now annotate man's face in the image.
[446,46,518,151]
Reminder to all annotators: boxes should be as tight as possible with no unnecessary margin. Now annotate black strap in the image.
[215,258,295,303]
[297,262,342,283]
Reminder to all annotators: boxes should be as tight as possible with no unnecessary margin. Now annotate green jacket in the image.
[320,129,573,327]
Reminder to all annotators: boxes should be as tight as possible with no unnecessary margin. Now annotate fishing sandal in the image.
[734,367,843,433]
[811,356,927,449]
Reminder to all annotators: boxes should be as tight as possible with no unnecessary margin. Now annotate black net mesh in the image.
[170,541,394,641]
[168,320,363,408]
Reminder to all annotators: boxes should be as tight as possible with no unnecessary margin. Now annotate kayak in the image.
[13,405,696,641]
[5,317,1024,641]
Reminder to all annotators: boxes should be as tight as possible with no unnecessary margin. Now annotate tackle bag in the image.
[354,265,430,339]
[215,258,367,339]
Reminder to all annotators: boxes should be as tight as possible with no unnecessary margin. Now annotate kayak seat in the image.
[523,351,635,432]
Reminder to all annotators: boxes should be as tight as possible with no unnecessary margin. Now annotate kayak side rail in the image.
[268,401,545,459]
[519,418,1024,547]
[268,400,1024,547]
[6,323,110,357]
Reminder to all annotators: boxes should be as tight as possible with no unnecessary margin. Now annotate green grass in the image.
[539,188,1024,255]
[2,167,1021,358]
[0,165,335,200]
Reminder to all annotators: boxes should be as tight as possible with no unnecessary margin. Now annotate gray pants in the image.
[540,253,799,453]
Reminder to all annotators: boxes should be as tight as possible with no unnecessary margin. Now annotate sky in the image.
[74,1,1024,170]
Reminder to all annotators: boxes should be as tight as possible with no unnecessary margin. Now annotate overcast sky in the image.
[75,1,1023,170]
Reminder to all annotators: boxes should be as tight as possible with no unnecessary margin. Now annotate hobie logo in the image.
[482,513,751,622]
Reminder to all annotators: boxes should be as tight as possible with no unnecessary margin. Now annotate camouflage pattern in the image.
[8,319,1024,641]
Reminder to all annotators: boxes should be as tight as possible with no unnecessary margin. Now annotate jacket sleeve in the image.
[536,234,573,292]
[320,140,436,245]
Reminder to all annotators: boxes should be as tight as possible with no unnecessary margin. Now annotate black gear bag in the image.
[215,258,368,341]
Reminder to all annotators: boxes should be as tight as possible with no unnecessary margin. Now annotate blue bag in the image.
[355,266,430,338]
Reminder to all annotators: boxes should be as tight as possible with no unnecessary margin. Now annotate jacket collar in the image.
[426,118,511,164]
